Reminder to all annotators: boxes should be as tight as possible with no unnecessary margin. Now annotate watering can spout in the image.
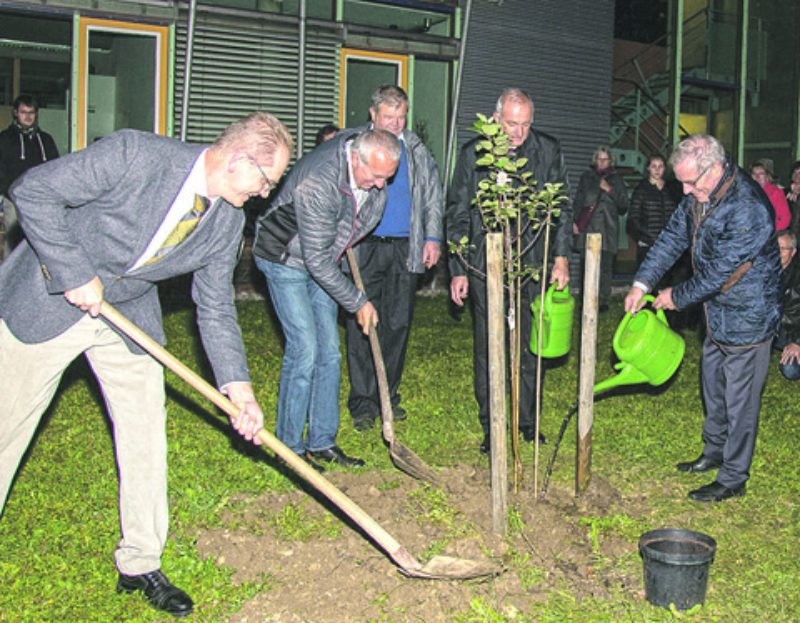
[593,362,650,395]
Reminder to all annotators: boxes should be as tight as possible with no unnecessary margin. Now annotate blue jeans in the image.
[256,257,341,454]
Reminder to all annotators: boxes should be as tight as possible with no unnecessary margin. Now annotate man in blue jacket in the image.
[345,85,444,431]
[625,134,781,502]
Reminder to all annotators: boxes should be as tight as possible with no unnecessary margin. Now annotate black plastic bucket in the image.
[639,528,716,611]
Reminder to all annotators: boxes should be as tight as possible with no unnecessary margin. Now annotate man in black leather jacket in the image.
[446,88,572,453]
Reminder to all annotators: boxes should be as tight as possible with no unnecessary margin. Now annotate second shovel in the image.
[346,248,438,484]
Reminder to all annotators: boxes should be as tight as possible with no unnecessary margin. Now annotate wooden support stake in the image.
[487,232,507,535]
[576,233,601,495]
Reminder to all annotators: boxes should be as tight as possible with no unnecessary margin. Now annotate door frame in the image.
[339,48,408,128]
[73,16,170,150]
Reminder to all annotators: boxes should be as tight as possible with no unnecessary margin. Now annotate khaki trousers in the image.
[0,315,168,574]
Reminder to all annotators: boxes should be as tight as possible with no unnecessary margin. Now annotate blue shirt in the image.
[374,141,411,237]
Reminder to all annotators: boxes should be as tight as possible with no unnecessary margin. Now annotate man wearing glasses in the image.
[0,112,292,616]
[624,134,781,503]
[252,128,401,472]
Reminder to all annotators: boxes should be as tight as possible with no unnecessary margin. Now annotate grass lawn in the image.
[0,290,798,622]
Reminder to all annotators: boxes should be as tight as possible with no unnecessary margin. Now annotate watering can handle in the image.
[546,282,570,303]
[634,294,668,324]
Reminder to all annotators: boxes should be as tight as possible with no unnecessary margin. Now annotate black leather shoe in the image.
[676,454,722,473]
[352,414,376,432]
[300,453,326,473]
[276,453,325,474]
[521,429,547,445]
[688,480,746,502]
[308,445,365,467]
[480,435,490,455]
[117,570,193,617]
[392,405,407,421]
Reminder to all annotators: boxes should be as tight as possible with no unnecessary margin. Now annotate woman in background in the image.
[750,159,791,231]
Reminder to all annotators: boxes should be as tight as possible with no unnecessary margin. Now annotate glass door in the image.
[339,49,408,129]
[0,10,71,154]
[75,17,170,150]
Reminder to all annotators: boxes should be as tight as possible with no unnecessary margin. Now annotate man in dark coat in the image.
[776,230,800,380]
[447,87,572,454]
[0,95,59,257]
[625,134,781,503]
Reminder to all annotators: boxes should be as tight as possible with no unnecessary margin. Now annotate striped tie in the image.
[146,194,209,265]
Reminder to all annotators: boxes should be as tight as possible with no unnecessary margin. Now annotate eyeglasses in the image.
[246,156,277,194]
[681,163,712,189]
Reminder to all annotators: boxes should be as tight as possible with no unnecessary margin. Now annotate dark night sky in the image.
[615,0,670,43]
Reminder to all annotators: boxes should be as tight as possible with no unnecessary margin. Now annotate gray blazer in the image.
[0,129,250,387]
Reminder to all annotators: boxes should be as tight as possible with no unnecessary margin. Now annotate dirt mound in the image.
[196,466,643,622]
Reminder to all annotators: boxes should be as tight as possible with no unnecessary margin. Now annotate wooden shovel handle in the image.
[97,301,415,569]
[346,248,396,441]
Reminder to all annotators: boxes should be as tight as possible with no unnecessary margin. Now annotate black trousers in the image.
[345,237,418,419]
[468,274,542,437]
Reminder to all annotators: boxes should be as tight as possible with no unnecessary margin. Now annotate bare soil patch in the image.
[197,465,645,622]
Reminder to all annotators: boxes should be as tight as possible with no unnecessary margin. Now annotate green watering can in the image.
[531,284,575,358]
[593,295,685,394]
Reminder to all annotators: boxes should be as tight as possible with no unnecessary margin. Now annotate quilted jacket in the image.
[635,161,782,346]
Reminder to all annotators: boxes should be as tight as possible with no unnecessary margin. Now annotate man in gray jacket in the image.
[253,128,400,469]
[0,112,292,616]
[345,85,444,431]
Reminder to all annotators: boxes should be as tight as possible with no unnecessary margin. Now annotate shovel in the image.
[98,302,498,580]
[345,249,438,484]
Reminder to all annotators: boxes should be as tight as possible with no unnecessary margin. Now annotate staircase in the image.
[609,8,710,176]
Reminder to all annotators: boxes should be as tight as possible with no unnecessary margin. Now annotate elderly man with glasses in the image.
[0,112,292,616]
[624,134,782,503]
